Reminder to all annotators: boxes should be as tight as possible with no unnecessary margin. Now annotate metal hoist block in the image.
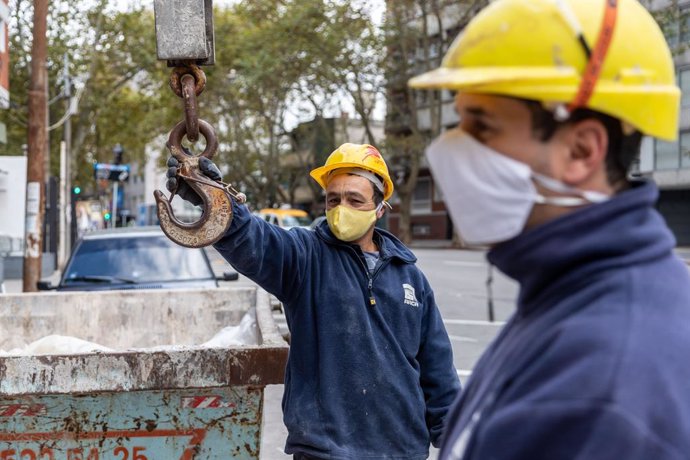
[154,0,215,66]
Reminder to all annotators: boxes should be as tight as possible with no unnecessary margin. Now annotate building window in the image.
[680,69,690,108]
[680,9,690,44]
[655,138,680,170]
[412,177,431,214]
[433,179,444,202]
[681,131,690,169]
[412,224,431,236]
[663,12,679,49]
[416,90,429,107]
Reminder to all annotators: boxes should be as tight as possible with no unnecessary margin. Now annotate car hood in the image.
[55,279,218,292]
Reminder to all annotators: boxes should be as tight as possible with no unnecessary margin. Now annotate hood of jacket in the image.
[488,180,676,313]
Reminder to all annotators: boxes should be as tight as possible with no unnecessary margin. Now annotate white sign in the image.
[0,157,27,241]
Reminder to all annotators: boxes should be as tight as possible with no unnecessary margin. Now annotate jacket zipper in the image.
[367,277,376,306]
[349,246,388,307]
[367,259,390,307]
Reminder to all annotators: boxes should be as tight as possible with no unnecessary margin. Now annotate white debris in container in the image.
[0,307,260,356]
[0,335,113,356]
[201,307,259,347]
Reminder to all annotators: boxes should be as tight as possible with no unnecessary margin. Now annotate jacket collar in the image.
[315,220,417,264]
[487,180,676,312]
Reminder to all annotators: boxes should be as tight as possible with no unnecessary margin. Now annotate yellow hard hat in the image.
[310,143,395,200]
[408,0,680,141]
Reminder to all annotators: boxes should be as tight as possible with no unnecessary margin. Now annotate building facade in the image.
[639,0,690,245]
[386,0,690,246]
[385,1,485,241]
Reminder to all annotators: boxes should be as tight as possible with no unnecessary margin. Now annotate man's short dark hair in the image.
[372,181,384,206]
[523,100,643,189]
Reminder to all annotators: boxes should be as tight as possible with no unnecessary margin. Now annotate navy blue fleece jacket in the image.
[440,181,690,460]
[214,203,460,459]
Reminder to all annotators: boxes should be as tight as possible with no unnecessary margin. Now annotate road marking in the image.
[443,319,506,326]
[448,335,478,343]
[443,261,485,267]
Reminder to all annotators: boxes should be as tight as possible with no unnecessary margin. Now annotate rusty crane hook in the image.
[153,119,233,248]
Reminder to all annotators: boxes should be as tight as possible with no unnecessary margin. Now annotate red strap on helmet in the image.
[568,0,619,112]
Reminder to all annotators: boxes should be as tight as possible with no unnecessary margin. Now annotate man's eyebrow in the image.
[326,191,367,198]
[463,106,494,119]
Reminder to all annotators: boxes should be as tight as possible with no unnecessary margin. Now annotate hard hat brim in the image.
[408,66,578,90]
[409,67,680,141]
[310,163,394,201]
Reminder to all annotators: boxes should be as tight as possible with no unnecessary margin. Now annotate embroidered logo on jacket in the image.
[402,283,419,307]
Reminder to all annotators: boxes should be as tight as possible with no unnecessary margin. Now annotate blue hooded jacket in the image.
[214,203,460,459]
[439,181,690,460]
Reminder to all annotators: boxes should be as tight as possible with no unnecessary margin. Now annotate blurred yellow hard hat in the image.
[408,0,680,141]
[310,143,394,200]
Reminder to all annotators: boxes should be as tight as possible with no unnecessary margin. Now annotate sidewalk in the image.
[409,239,457,249]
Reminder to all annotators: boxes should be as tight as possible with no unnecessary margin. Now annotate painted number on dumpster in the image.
[0,430,205,460]
[0,388,263,459]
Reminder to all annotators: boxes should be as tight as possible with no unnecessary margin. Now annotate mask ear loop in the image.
[375,201,391,218]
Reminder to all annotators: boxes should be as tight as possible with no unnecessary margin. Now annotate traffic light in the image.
[104,212,111,221]
[113,144,124,165]
[72,186,81,195]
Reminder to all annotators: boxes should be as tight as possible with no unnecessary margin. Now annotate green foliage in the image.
[198,0,385,207]
[1,0,178,195]
[644,0,689,56]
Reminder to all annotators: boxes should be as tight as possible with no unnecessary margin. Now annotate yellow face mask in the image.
[326,204,380,242]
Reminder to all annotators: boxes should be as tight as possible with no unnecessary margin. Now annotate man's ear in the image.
[562,118,609,186]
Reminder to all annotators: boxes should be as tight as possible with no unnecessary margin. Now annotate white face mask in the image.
[426,128,609,246]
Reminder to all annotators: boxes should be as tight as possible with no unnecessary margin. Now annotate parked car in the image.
[256,208,312,229]
[38,226,238,292]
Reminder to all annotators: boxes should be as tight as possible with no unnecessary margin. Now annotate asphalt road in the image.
[206,246,519,460]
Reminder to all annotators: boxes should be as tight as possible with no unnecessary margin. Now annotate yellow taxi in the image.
[256,208,313,230]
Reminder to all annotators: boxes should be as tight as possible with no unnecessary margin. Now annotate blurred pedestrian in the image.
[410,0,690,458]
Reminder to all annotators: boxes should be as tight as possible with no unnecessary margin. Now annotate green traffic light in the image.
[73,186,81,195]
[104,212,111,221]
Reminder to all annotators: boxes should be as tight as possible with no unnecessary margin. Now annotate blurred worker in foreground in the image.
[167,143,460,459]
[409,0,690,458]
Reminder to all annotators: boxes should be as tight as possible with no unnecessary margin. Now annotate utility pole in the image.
[23,0,48,292]
[58,53,72,269]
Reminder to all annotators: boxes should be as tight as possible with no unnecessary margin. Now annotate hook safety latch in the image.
[153,119,235,248]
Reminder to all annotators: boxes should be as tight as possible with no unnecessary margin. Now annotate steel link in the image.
[181,74,200,142]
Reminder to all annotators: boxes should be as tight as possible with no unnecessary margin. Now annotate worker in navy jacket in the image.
[167,143,460,459]
[409,0,690,458]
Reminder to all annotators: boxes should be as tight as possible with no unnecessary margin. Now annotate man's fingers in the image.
[166,166,179,179]
[166,177,178,193]
[199,157,222,182]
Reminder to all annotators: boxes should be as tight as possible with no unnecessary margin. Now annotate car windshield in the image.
[282,215,312,227]
[63,235,213,284]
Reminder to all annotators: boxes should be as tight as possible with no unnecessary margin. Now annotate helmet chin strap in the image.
[565,0,619,115]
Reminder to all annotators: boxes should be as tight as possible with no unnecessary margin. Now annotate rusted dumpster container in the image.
[0,287,288,459]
